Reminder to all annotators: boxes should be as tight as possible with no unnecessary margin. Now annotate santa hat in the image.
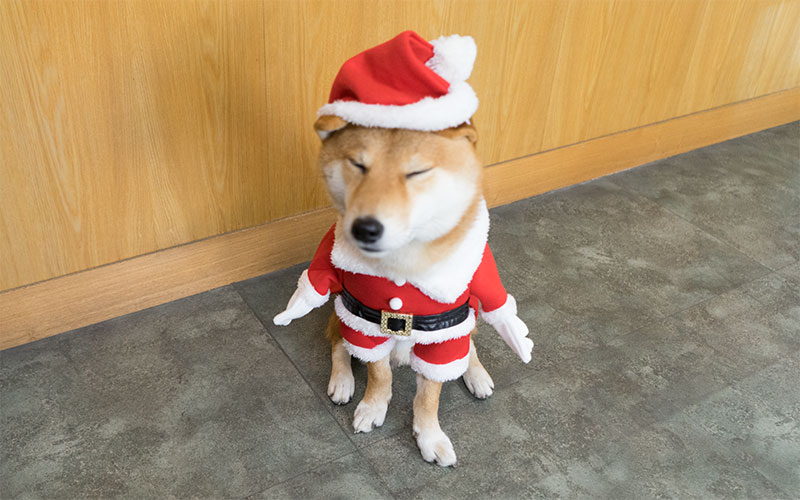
[317,31,478,132]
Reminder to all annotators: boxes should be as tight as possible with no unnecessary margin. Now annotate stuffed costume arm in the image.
[471,245,534,363]
[480,295,533,363]
[273,226,342,326]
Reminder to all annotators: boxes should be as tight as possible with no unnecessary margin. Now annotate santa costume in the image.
[273,31,533,382]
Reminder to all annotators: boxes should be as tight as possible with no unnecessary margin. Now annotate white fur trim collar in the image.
[317,81,478,132]
[334,296,475,345]
[330,200,490,304]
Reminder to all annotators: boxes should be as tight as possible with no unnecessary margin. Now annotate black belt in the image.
[339,287,470,336]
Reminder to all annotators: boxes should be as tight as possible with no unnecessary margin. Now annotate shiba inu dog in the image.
[273,31,532,466]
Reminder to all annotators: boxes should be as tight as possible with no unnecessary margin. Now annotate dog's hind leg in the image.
[413,374,457,467]
[326,314,355,405]
[462,336,494,399]
[353,355,392,433]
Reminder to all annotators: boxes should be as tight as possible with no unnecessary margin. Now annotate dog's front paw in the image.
[414,427,457,467]
[462,364,494,399]
[327,371,355,405]
[353,399,388,433]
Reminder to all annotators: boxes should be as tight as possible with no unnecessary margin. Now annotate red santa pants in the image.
[339,322,471,382]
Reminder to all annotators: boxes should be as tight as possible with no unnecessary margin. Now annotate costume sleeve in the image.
[469,244,509,313]
[306,224,343,295]
[471,243,533,363]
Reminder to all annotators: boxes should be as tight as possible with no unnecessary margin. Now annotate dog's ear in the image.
[436,122,477,145]
[314,115,348,140]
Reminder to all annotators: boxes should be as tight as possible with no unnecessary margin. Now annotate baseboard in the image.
[483,88,800,207]
[0,208,337,350]
[2,87,798,350]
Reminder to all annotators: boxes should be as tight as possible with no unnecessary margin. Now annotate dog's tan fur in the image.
[316,116,493,466]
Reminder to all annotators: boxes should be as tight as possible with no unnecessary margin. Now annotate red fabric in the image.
[307,225,342,295]
[413,335,471,365]
[468,245,508,313]
[306,226,508,315]
[328,31,450,106]
[306,225,508,365]
[340,323,391,349]
[342,272,471,315]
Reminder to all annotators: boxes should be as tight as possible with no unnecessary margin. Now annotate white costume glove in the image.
[273,270,330,326]
[481,295,533,363]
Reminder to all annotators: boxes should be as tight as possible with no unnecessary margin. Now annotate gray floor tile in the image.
[473,301,609,383]
[0,287,354,499]
[570,321,742,427]
[508,358,798,500]
[745,263,800,324]
[669,356,800,495]
[359,365,643,499]
[667,286,800,371]
[490,178,769,337]
[3,123,798,499]
[583,419,790,499]
[249,452,392,499]
[778,261,800,283]
[611,122,800,270]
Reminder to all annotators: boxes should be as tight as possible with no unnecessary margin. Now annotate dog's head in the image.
[315,115,482,257]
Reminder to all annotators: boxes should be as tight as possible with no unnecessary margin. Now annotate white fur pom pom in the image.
[426,34,477,83]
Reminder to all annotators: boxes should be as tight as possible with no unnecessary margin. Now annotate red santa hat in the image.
[317,30,478,131]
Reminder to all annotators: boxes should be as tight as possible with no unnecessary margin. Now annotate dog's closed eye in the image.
[348,158,367,173]
[405,168,433,179]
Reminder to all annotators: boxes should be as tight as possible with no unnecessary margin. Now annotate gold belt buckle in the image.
[380,311,413,336]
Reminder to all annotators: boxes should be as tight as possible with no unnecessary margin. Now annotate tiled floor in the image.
[2,122,798,499]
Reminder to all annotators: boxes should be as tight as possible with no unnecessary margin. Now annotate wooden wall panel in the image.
[4,88,796,351]
[2,0,799,292]
[1,0,269,289]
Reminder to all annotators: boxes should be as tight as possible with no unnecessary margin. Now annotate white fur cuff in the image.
[480,294,517,326]
[297,269,330,308]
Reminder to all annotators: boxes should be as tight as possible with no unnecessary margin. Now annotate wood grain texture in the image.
[2,0,799,291]
[483,88,800,208]
[0,208,337,350]
[1,0,271,288]
[2,88,797,350]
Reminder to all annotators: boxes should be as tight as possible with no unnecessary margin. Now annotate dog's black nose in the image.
[351,217,384,244]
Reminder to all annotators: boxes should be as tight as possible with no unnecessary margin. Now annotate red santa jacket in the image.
[305,222,510,345]
[274,200,531,380]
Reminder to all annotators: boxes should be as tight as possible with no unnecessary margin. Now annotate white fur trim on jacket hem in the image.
[480,294,518,326]
[341,337,396,363]
[330,199,490,304]
[317,81,478,132]
[297,270,330,308]
[334,295,475,345]
[409,350,470,382]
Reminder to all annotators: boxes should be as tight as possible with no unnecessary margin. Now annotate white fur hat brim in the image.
[318,34,479,131]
